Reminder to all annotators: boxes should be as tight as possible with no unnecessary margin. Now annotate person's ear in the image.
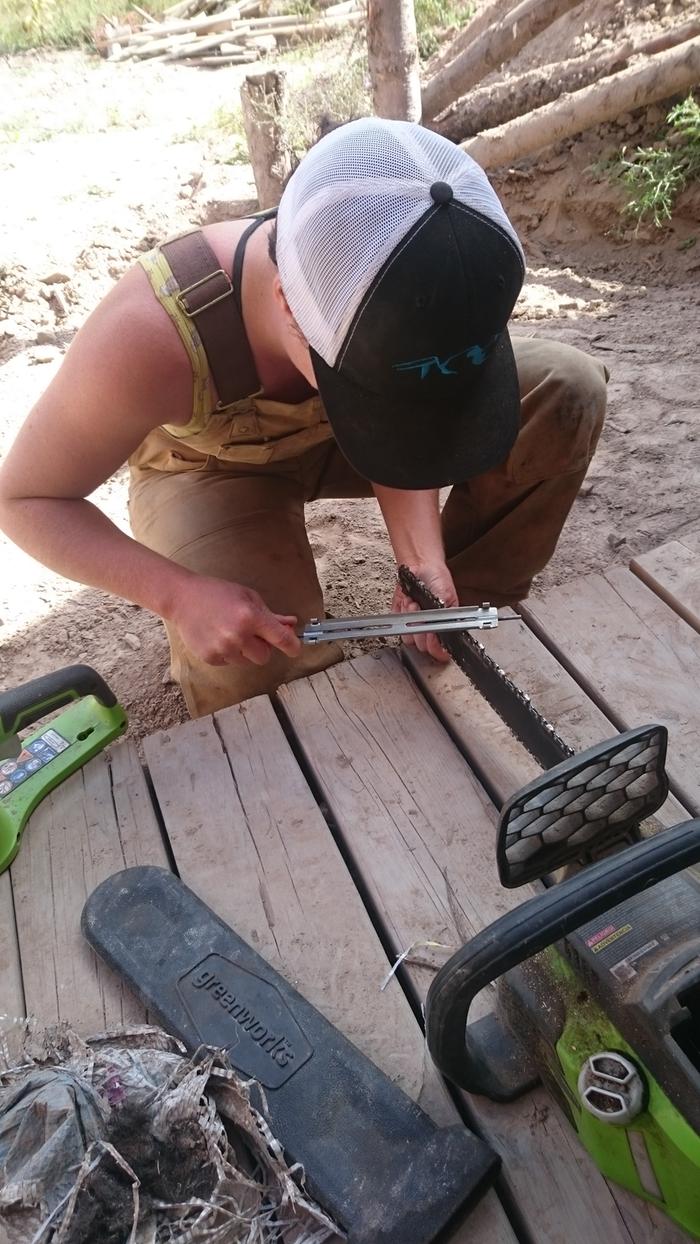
[273,275,293,322]
[273,276,308,346]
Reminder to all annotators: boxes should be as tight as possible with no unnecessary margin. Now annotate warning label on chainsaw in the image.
[571,870,700,997]
[0,730,71,798]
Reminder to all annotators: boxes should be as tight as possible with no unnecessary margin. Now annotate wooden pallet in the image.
[3,537,699,1244]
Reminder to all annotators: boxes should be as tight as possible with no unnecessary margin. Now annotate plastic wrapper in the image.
[0,1019,341,1244]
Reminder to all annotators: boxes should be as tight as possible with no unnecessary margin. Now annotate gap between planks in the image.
[519,566,700,815]
[7,739,170,1031]
[630,530,700,636]
[279,651,689,1244]
[142,695,516,1244]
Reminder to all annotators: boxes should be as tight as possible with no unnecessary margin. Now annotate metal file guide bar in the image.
[301,604,499,644]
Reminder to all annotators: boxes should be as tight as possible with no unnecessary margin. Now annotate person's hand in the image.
[168,574,302,667]
[391,562,458,664]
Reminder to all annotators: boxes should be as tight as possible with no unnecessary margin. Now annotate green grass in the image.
[414,0,473,61]
[615,94,700,228]
[0,0,161,52]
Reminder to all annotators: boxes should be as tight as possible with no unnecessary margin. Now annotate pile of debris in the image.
[0,1020,339,1243]
[95,0,362,67]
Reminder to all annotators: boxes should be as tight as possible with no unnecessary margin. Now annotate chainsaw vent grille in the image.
[497,725,668,887]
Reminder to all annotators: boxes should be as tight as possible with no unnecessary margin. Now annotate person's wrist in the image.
[148,560,197,622]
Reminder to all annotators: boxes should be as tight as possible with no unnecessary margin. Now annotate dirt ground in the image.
[1,0,699,738]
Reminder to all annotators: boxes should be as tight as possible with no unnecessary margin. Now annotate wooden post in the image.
[367,0,421,122]
[240,68,292,209]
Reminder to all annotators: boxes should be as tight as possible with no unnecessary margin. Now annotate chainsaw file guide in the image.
[82,866,499,1244]
[0,666,127,872]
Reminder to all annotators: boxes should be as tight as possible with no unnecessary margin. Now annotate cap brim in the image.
[310,331,521,489]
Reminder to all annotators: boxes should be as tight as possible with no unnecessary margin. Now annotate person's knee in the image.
[541,341,607,441]
[512,341,608,483]
[551,342,607,447]
[172,639,344,718]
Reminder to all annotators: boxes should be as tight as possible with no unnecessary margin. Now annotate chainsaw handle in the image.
[426,820,700,1092]
[0,665,118,743]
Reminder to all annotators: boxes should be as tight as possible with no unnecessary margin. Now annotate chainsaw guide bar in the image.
[398,565,573,771]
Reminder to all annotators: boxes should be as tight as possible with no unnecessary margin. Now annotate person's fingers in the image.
[257,612,302,657]
[426,632,451,663]
[204,646,242,667]
[240,635,273,666]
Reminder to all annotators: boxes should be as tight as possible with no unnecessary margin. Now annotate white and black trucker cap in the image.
[276,117,526,490]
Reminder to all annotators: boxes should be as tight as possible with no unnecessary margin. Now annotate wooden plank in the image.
[0,873,24,1019]
[10,739,170,1030]
[521,566,700,814]
[404,610,689,826]
[631,531,700,635]
[279,652,688,1244]
[143,699,516,1244]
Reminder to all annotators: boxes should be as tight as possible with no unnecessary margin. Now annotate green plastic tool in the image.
[0,665,127,872]
[425,729,700,1240]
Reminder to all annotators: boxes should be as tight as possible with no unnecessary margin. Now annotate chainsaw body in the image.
[0,666,127,872]
[426,725,700,1239]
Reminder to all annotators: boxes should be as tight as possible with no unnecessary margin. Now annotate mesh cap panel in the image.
[276,117,524,366]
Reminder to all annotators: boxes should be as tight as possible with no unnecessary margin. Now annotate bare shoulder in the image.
[51,261,194,430]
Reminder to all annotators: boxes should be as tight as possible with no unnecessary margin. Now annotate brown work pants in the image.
[129,338,607,716]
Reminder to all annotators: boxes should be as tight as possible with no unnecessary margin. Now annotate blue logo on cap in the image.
[394,335,498,380]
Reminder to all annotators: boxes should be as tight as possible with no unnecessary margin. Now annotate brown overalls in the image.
[129,221,608,717]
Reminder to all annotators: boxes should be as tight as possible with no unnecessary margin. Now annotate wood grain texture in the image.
[522,566,700,814]
[279,651,683,1244]
[404,609,689,827]
[0,873,23,1019]
[10,740,169,1030]
[143,696,516,1244]
[631,531,700,635]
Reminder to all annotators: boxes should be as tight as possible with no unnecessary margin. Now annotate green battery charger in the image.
[0,665,127,872]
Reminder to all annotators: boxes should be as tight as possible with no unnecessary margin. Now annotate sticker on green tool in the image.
[0,730,71,797]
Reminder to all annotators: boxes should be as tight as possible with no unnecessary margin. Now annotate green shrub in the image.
[617,94,700,228]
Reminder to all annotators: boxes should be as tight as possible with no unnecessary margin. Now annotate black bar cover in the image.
[83,866,499,1244]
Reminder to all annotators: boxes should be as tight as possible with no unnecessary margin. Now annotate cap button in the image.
[430,181,453,205]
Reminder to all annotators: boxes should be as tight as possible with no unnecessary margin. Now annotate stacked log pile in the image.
[96,0,362,66]
[419,0,700,170]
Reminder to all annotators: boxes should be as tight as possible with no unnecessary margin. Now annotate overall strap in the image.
[232,206,278,315]
[160,214,273,407]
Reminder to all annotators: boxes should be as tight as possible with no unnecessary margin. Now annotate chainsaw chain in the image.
[398,566,574,769]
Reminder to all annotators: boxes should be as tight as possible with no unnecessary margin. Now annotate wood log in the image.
[273,10,363,42]
[422,0,585,123]
[240,69,292,209]
[426,0,515,76]
[181,50,261,64]
[367,0,421,121]
[463,36,700,170]
[435,42,630,139]
[244,7,358,29]
[163,31,259,58]
[117,30,194,57]
[103,6,244,45]
[434,18,700,140]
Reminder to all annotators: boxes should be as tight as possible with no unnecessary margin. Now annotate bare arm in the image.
[372,483,455,662]
[0,269,301,667]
